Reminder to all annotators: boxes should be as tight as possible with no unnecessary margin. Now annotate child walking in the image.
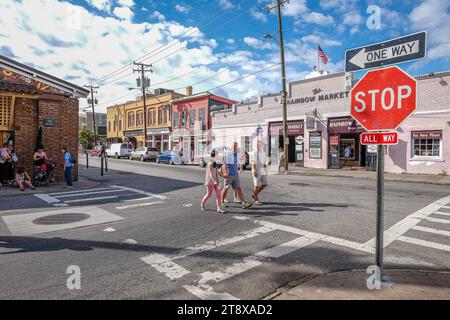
[201,150,226,213]
[15,167,35,191]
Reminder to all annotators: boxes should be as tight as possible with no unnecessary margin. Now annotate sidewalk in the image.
[287,167,450,186]
[0,176,101,196]
[268,269,450,300]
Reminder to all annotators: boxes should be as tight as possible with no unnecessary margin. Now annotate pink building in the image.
[212,70,449,175]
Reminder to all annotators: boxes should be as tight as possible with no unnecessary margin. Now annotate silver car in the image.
[129,147,159,162]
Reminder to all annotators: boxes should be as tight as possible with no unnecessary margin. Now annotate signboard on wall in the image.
[305,116,316,131]
[309,132,322,159]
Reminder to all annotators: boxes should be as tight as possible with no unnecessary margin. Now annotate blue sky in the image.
[0,0,449,111]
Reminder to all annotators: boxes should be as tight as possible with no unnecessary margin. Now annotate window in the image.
[340,139,355,160]
[108,121,111,132]
[190,109,196,127]
[181,111,186,127]
[148,110,152,126]
[136,111,144,127]
[199,108,205,128]
[119,119,122,131]
[127,112,135,128]
[309,132,322,159]
[0,95,13,131]
[158,108,163,125]
[173,112,179,128]
[152,110,156,126]
[412,131,442,158]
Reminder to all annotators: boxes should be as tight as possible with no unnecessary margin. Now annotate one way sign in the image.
[345,32,427,72]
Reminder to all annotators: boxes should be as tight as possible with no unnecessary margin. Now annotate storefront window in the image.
[309,132,322,159]
[190,109,196,127]
[173,112,179,128]
[340,139,355,160]
[412,135,442,158]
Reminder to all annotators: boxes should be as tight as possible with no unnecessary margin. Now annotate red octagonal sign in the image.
[350,66,417,131]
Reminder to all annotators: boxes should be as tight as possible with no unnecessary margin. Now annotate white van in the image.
[106,143,133,159]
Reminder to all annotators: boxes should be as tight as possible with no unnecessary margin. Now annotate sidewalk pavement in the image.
[286,167,450,186]
[0,176,101,196]
[268,269,450,300]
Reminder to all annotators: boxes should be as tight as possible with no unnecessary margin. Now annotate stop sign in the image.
[350,66,417,131]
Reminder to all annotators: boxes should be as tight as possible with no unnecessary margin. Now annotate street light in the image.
[263,29,289,173]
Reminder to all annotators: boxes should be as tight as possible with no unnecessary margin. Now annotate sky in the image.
[0,0,449,112]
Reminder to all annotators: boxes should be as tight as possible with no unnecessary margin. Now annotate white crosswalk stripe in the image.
[34,185,168,207]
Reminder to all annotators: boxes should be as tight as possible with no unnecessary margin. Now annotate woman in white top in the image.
[201,150,226,213]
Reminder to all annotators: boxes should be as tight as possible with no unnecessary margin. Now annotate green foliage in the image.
[79,130,94,150]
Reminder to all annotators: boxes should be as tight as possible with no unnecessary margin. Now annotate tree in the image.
[79,129,94,150]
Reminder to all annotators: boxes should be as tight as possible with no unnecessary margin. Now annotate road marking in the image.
[48,187,119,196]
[183,204,192,208]
[64,196,119,203]
[433,211,450,217]
[142,253,191,280]
[123,239,138,245]
[104,227,116,232]
[364,195,450,248]
[116,201,164,210]
[199,236,318,285]
[442,206,450,209]
[34,193,61,204]
[183,284,239,300]
[123,197,156,202]
[397,236,450,252]
[411,225,450,237]
[424,216,450,224]
[111,185,168,200]
[55,189,126,198]
[236,216,374,253]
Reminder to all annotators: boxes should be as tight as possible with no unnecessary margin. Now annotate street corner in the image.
[272,269,450,300]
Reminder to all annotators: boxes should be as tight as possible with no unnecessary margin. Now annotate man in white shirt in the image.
[251,140,268,205]
[343,144,352,167]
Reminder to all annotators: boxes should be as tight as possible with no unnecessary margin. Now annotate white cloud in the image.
[85,0,112,12]
[303,12,334,25]
[342,10,363,26]
[282,0,308,17]
[175,4,190,14]
[301,35,342,47]
[219,0,235,10]
[243,37,276,50]
[117,0,134,8]
[250,7,268,22]
[113,6,134,20]
[319,0,358,12]
[409,0,450,61]
[150,11,165,21]
[226,38,235,45]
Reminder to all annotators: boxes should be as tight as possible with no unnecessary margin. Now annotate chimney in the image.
[186,86,193,96]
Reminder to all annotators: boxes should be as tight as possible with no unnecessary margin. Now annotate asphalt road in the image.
[0,157,449,299]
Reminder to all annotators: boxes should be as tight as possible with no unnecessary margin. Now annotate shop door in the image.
[328,135,340,169]
[294,135,304,166]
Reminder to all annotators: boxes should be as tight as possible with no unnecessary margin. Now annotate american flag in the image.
[318,45,329,64]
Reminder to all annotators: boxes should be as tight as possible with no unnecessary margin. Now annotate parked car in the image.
[89,146,103,157]
[106,143,133,159]
[129,147,159,162]
[156,150,186,165]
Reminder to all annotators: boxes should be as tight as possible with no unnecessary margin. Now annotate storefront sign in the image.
[287,91,349,106]
[309,132,322,159]
[43,118,56,127]
[146,127,170,135]
[328,117,364,133]
[305,116,316,131]
[411,131,442,139]
[329,135,339,145]
[269,121,304,135]
[123,129,144,137]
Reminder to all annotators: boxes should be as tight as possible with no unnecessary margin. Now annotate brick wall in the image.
[13,95,79,182]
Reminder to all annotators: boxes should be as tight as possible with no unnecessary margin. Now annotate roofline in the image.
[106,91,184,109]
[0,54,90,98]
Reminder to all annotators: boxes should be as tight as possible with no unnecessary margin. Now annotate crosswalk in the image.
[34,185,168,207]
[364,195,450,253]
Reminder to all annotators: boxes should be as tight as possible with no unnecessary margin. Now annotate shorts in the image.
[224,175,241,190]
[253,174,268,187]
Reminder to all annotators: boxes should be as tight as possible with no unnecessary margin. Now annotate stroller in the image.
[33,163,55,187]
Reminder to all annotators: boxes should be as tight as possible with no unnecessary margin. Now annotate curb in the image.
[262,268,450,300]
[287,171,450,186]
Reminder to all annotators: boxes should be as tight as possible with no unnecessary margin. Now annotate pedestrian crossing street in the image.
[139,195,450,300]
[34,185,168,207]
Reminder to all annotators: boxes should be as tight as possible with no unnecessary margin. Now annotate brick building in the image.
[0,54,89,182]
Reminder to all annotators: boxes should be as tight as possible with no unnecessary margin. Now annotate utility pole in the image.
[85,85,99,145]
[267,0,289,173]
[133,62,153,147]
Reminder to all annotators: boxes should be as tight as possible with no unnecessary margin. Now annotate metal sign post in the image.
[376,144,385,279]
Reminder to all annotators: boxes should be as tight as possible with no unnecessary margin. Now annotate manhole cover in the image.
[33,213,90,225]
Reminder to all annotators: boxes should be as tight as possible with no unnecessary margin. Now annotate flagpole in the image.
[317,44,320,73]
